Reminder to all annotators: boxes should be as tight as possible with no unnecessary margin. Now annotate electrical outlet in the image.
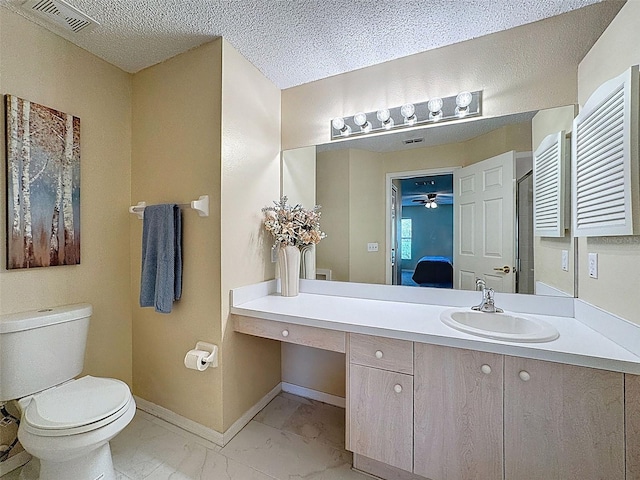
[588,253,598,279]
[561,250,569,272]
[367,242,379,252]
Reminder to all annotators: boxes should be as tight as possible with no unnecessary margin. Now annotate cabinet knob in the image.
[519,370,531,382]
[375,350,384,359]
[481,364,492,375]
[282,329,289,338]
[394,384,403,394]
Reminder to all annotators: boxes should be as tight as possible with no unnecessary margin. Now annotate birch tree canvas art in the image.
[5,95,81,269]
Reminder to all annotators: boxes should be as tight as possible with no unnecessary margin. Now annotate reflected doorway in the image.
[389,173,454,288]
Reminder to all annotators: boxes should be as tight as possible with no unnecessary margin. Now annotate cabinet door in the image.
[349,364,413,472]
[414,344,503,480]
[504,357,624,480]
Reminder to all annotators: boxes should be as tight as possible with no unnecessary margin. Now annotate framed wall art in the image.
[5,95,81,269]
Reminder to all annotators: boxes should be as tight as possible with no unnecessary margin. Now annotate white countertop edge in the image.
[230,300,640,375]
[575,299,640,358]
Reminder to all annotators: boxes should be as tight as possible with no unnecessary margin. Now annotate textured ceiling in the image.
[0,0,606,89]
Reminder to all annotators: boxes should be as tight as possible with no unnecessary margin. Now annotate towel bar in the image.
[129,195,209,219]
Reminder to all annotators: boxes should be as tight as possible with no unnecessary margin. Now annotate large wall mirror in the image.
[282,107,577,297]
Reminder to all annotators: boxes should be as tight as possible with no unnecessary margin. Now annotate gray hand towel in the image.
[140,204,182,314]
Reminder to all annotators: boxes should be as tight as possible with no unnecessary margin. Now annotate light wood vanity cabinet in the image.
[233,315,346,352]
[414,344,503,480]
[352,341,629,480]
[348,334,414,472]
[232,315,636,480]
[504,357,625,480]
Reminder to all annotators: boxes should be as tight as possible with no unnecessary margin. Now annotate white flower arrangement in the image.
[262,196,326,248]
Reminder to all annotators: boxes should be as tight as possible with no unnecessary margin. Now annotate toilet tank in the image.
[0,304,92,401]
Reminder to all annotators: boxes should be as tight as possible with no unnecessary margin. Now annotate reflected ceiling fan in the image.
[412,193,439,209]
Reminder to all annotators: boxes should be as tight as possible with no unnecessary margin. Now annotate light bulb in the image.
[377,108,394,129]
[455,91,473,117]
[332,117,345,130]
[431,201,438,209]
[401,103,415,118]
[353,112,372,133]
[332,117,351,137]
[427,97,443,121]
[456,91,472,108]
[401,103,417,125]
[353,112,367,126]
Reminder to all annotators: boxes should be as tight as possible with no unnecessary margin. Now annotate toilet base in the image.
[20,443,116,480]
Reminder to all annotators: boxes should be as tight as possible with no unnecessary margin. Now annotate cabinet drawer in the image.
[233,315,345,353]
[349,333,413,374]
[349,364,413,472]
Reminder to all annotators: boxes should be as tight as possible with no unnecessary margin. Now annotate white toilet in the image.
[0,304,136,480]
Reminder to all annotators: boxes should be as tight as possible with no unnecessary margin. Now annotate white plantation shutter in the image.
[572,65,639,237]
[534,131,566,237]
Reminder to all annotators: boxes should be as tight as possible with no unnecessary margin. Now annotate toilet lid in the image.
[24,376,131,431]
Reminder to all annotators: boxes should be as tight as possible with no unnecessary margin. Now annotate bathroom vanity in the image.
[231,280,640,480]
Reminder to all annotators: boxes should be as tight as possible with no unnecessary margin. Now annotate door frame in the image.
[384,167,458,285]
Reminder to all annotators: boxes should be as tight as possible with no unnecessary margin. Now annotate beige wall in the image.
[282,146,316,207]
[532,106,577,296]
[220,40,282,430]
[281,3,622,150]
[316,149,350,282]
[577,0,640,325]
[282,344,345,397]
[0,9,133,383]
[0,9,132,457]
[349,149,386,284]
[131,41,224,431]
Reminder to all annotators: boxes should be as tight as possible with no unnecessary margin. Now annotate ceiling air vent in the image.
[403,138,424,145]
[22,0,99,33]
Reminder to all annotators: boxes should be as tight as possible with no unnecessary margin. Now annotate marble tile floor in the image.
[2,392,371,480]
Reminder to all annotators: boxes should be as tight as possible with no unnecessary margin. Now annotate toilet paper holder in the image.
[186,341,218,369]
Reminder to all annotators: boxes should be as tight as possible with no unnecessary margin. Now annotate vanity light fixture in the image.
[331,117,352,137]
[353,112,372,133]
[427,97,444,121]
[377,108,394,129]
[330,90,482,140]
[401,103,417,125]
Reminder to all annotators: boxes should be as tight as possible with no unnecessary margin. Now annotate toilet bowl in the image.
[0,304,135,480]
[17,376,136,480]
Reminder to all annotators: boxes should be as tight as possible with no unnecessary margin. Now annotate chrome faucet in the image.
[472,279,503,313]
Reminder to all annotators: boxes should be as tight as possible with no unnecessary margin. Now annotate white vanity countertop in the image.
[231,282,640,375]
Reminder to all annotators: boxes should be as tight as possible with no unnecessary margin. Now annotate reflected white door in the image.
[391,184,399,285]
[453,151,516,293]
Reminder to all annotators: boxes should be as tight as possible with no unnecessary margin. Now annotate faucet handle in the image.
[475,278,486,290]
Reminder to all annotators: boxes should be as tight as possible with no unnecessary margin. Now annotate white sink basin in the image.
[440,308,559,343]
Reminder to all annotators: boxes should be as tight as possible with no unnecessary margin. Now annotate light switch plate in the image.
[561,250,569,272]
[588,253,598,278]
[271,245,278,263]
[367,242,379,252]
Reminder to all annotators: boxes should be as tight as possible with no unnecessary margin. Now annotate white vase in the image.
[300,244,316,280]
[278,245,301,297]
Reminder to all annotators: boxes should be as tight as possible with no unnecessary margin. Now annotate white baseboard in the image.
[281,382,346,408]
[134,382,344,448]
[134,382,281,448]
[222,383,281,445]
[134,396,224,446]
[0,450,31,476]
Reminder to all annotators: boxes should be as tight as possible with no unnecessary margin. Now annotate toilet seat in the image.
[22,376,132,437]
